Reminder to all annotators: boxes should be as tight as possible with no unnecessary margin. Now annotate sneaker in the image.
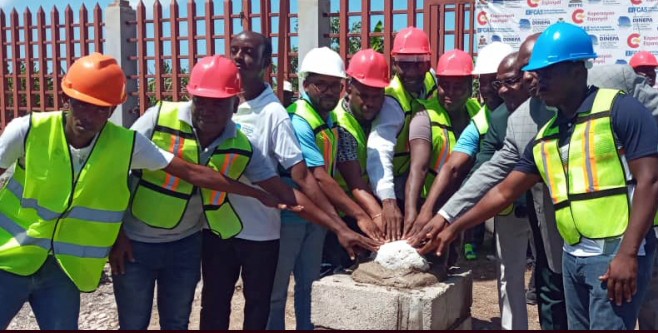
[464,243,477,260]
[525,290,537,305]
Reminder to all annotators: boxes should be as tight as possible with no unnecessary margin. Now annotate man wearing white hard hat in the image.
[267,47,381,330]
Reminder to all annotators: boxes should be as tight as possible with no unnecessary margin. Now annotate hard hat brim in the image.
[392,47,432,56]
[61,83,125,107]
[523,53,597,71]
[186,85,240,99]
[436,70,473,77]
[471,68,497,75]
[352,77,390,88]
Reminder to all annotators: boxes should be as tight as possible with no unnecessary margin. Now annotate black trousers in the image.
[526,193,568,330]
[199,230,280,330]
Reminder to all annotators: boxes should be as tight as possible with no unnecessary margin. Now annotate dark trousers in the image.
[200,230,280,330]
[526,193,568,330]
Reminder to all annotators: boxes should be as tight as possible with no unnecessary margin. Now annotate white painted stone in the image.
[374,241,430,272]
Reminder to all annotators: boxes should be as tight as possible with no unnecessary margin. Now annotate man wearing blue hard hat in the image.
[426,22,658,330]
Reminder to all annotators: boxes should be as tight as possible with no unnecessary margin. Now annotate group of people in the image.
[0,20,657,331]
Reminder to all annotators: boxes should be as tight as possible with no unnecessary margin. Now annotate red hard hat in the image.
[186,56,241,98]
[346,49,390,88]
[436,49,473,76]
[392,27,431,55]
[629,51,658,68]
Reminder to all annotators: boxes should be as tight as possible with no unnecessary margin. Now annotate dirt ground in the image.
[7,232,539,330]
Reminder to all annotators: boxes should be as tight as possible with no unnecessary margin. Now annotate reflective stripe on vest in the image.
[130,101,253,239]
[0,111,134,292]
[419,97,481,198]
[386,72,438,176]
[287,99,339,177]
[532,89,655,245]
[333,99,368,192]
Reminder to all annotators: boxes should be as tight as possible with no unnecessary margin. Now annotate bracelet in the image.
[371,213,382,220]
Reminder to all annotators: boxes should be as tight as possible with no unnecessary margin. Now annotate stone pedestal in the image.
[311,269,472,330]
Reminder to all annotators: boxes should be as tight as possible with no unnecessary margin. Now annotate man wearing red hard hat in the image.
[404,50,481,254]
[322,49,393,269]
[630,51,657,87]
[0,53,297,330]
[366,27,439,242]
[110,55,371,330]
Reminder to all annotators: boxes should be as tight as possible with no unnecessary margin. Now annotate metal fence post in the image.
[296,0,330,91]
[105,0,138,128]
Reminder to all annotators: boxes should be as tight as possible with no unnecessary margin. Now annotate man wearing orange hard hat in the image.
[630,51,657,87]
[109,55,374,330]
[367,27,439,242]
[0,53,298,330]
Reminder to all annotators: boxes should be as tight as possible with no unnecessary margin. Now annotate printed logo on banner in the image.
[627,33,641,48]
[598,34,621,49]
[526,8,567,15]
[630,0,658,4]
[618,16,632,27]
[569,0,584,7]
[528,18,552,31]
[616,59,628,64]
[477,11,488,25]
[520,19,532,30]
[528,0,563,6]
[572,9,585,23]
[631,16,655,30]
[628,6,658,13]
[478,35,488,48]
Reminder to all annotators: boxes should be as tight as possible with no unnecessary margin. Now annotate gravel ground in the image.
[7,232,538,330]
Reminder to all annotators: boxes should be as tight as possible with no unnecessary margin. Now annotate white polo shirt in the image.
[232,84,305,241]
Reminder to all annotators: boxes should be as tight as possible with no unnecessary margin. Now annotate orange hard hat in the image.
[187,56,241,98]
[392,27,431,56]
[61,53,127,107]
[629,51,658,68]
[436,49,473,76]
[346,49,390,88]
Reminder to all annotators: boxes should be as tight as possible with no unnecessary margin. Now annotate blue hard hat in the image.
[523,22,597,71]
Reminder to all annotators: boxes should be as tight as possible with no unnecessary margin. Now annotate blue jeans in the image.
[0,256,80,330]
[112,232,201,330]
[562,239,655,330]
[267,223,327,330]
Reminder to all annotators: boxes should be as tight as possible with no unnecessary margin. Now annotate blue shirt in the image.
[515,87,658,175]
[452,121,481,157]
[281,98,336,225]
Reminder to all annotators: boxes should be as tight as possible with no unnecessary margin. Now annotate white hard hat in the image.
[299,47,346,79]
[283,81,293,92]
[472,42,515,75]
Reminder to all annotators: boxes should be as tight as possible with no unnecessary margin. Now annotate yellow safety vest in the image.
[533,89,658,245]
[333,99,368,192]
[130,102,253,239]
[288,99,338,177]
[386,72,438,177]
[0,111,134,292]
[417,97,481,198]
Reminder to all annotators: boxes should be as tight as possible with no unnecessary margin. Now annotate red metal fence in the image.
[0,5,104,126]
[0,0,476,128]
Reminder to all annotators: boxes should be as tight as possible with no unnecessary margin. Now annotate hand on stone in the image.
[403,208,433,240]
[357,215,385,242]
[407,214,447,249]
[337,227,381,260]
[382,199,403,242]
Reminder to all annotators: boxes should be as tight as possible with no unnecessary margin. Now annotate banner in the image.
[475,0,658,66]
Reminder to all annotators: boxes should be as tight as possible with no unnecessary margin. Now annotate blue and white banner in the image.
[475,0,658,65]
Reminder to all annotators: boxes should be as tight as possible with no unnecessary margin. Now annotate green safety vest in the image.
[130,101,253,239]
[0,111,134,292]
[287,99,338,177]
[533,89,658,245]
[333,99,368,192]
[386,72,438,177]
[418,97,481,198]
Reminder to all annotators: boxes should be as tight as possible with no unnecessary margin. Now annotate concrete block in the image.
[311,269,472,330]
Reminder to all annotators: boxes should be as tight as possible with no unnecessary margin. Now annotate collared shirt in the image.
[123,101,276,243]
[233,84,304,241]
[515,86,658,256]
[367,97,406,200]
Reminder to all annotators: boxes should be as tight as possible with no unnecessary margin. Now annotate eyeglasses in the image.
[492,76,523,90]
[309,80,343,94]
